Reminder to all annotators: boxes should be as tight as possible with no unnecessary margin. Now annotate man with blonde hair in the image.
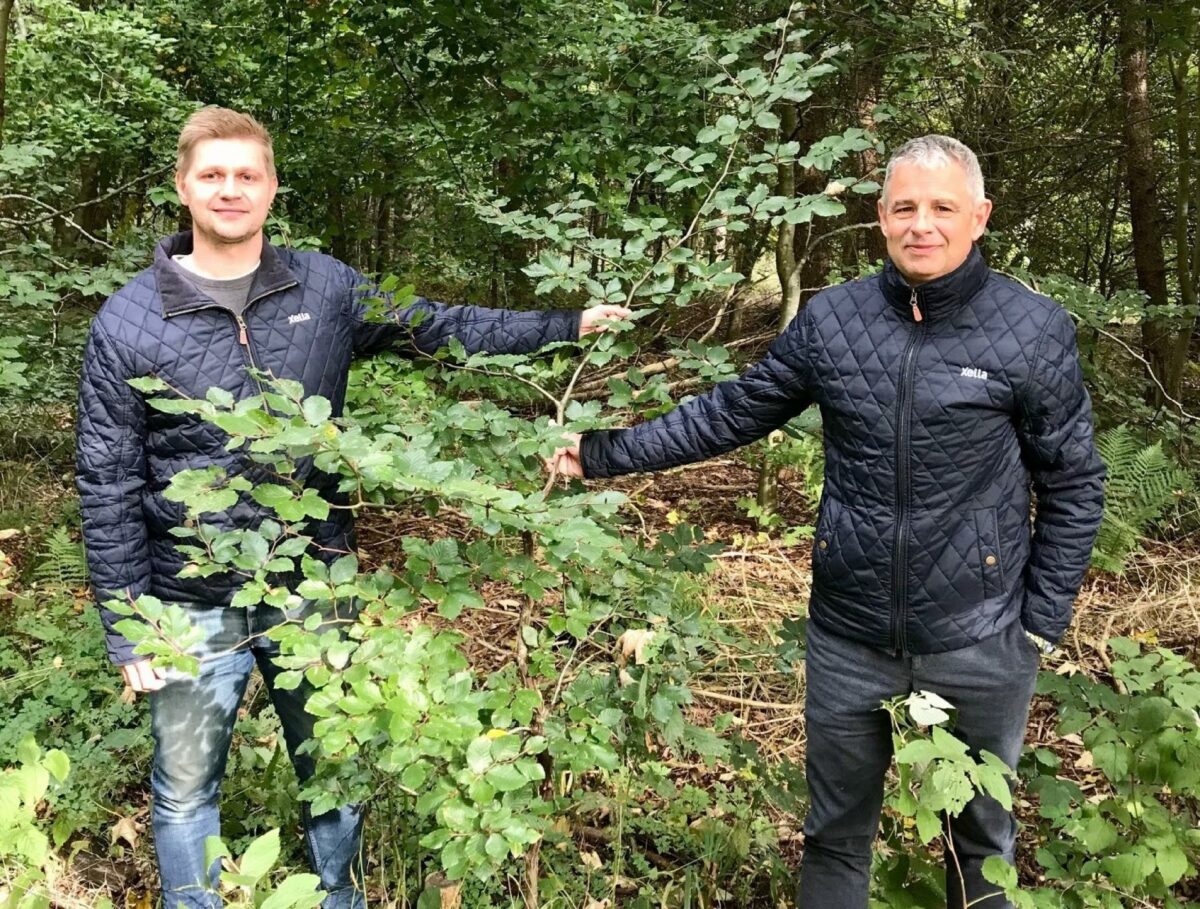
[548,135,1105,907]
[76,105,629,908]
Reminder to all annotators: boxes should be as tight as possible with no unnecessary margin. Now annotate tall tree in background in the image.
[0,0,14,146]
[1119,0,1192,407]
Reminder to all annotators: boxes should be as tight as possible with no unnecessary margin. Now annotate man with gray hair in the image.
[547,134,1105,906]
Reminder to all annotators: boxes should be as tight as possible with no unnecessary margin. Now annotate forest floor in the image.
[355,455,1200,899]
[4,447,1198,906]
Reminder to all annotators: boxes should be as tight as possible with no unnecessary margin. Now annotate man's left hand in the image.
[578,305,633,338]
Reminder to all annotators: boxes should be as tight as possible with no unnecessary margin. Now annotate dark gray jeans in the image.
[796,617,1040,909]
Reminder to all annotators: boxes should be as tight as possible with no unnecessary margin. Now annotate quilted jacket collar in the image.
[154,231,299,317]
[881,245,990,323]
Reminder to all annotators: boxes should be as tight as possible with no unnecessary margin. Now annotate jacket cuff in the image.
[580,429,626,480]
[579,431,602,479]
[1020,591,1069,645]
[105,630,142,666]
[552,309,583,343]
[98,602,143,666]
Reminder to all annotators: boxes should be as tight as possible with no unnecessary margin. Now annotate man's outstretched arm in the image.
[1016,306,1106,644]
[345,264,630,358]
[550,307,817,479]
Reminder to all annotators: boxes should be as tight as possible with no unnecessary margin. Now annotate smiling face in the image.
[877,160,992,285]
[175,138,277,248]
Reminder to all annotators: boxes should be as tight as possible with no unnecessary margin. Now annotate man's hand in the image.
[578,305,633,338]
[121,659,166,694]
[546,431,585,479]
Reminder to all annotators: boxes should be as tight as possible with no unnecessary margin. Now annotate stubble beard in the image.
[193,216,260,249]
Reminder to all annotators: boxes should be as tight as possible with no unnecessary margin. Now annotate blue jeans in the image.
[149,600,364,909]
[796,618,1040,909]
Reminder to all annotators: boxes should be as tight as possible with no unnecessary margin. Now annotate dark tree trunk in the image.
[848,56,886,266]
[1118,0,1188,406]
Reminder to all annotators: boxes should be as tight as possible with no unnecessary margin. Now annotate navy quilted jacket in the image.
[582,248,1105,653]
[77,232,582,664]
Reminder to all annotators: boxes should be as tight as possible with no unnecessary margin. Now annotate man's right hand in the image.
[546,432,585,479]
[121,659,166,694]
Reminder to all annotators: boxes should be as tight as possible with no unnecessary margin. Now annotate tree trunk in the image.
[774,105,801,331]
[1118,0,1188,407]
[1169,38,1199,356]
[847,55,886,266]
[372,193,392,274]
[0,0,15,148]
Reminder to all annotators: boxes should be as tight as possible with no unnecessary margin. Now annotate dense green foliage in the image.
[1,0,1198,907]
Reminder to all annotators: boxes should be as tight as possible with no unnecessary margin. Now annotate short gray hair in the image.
[882,135,985,204]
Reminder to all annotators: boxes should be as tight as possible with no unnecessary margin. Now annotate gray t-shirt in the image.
[172,255,259,319]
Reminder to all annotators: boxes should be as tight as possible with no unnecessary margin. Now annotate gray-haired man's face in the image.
[877,160,992,285]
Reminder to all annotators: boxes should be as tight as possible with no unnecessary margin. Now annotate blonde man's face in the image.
[175,138,277,247]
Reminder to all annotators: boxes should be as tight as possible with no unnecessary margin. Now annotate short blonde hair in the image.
[176,106,275,176]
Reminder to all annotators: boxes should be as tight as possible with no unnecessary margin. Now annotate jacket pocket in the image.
[812,495,838,578]
[974,506,1005,599]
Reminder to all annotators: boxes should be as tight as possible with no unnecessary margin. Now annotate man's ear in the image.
[971,198,994,241]
[876,197,888,236]
[174,170,188,206]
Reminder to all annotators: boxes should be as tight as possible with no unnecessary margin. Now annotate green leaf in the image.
[259,874,326,909]
[329,554,358,585]
[894,739,940,765]
[206,386,235,408]
[982,855,1018,890]
[484,763,530,793]
[467,736,493,774]
[485,833,509,862]
[755,110,781,130]
[237,828,281,883]
[302,396,332,425]
[1156,844,1189,886]
[16,737,39,767]
[1102,848,1156,888]
[914,806,942,844]
[42,749,70,783]
[204,836,231,876]
[127,376,170,393]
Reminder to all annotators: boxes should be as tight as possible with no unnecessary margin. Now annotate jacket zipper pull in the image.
[236,316,249,346]
[910,287,923,323]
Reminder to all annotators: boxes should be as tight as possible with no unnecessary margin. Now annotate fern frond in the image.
[1092,426,1190,574]
[31,527,89,589]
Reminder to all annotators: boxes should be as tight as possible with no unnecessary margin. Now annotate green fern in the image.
[31,527,89,591]
[1092,425,1189,573]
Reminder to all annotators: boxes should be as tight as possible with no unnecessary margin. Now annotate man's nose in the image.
[911,205,933,232]
[219,174,240,197]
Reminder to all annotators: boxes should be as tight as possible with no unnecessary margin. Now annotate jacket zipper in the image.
[165,281,299,396]
[890,286,925,655]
